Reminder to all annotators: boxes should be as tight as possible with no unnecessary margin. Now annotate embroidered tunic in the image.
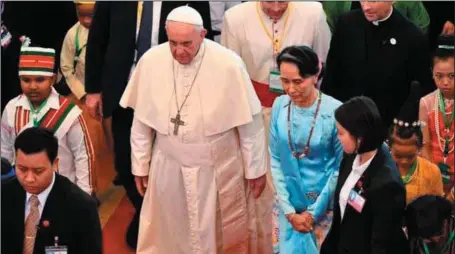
[1,89,95,194]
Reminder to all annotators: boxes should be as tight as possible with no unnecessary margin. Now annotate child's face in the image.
[20,75,55,105]
[433,57,454,99]
[76,4,95,28]
[390,133,419,171]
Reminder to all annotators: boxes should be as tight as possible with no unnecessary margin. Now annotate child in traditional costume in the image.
[60,2,106,194]
[420,34,455,200]
[60,1,94,102]
[1,41,96,196]
[389,82,444,205]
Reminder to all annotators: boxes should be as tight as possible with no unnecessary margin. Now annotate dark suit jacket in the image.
[321,146,409,254]
[320,8,434,132]
[423,1,455,48]
[1,174,102,254]
[85,1,214,117]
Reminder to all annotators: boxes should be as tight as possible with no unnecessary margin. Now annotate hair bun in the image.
[437,34,454,50]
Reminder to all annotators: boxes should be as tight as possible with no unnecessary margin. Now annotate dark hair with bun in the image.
[388,81,423,149]
[277,45,320,78]
[434,34,454,62]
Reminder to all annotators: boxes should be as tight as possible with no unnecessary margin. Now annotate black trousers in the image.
[110,107,143,211]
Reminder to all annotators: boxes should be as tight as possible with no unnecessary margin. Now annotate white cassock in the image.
[221,1,331,108]
[120,39,272,254]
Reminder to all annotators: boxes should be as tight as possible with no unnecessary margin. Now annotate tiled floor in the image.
[81,104,134,253]
[99,186,135,254]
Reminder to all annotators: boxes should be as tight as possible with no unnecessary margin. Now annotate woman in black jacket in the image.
[321,96,409,254]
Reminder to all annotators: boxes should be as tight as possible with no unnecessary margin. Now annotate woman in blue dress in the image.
[269,45,343,253]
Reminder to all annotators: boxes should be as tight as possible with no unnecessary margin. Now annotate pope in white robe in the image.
[119,6,272,254]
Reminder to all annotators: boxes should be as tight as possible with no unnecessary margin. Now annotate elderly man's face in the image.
[261,1,289,22]
[166,21,207,65]
[360,1,394,22]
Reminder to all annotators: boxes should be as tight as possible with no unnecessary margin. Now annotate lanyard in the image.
[28,98,49,126]
[73,25,87,71]
[401,160,418,184]
[439,91,455,131]
[423,231,455,254]
[256,2,291,59]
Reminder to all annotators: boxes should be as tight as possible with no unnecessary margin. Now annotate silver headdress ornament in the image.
[438,45,455,50]
[393,119,426,128]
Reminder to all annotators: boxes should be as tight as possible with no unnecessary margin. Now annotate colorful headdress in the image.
[18,36,55,77]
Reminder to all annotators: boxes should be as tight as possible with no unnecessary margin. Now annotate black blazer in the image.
[1,174,102,254]
[320,8,434,131]
[321,146,409,254]
[85,1,213,117]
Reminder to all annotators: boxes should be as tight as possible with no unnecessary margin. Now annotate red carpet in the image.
[102,196,136,254]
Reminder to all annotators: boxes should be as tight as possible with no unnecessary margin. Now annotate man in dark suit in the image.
[320,1,434,134]
[1,127,102,254]
[84,1,213,249]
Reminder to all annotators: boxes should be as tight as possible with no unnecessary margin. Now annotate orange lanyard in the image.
[256,2,292,56]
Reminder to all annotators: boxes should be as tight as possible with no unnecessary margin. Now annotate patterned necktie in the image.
[23,195,40,254]
[136,1,153,62]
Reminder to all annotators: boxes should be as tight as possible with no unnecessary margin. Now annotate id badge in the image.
[269,69,284,94]
[347,189,366,213]
[45,246,68,254]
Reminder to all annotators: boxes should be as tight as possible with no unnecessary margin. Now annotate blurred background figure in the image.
[1,157,16,185]
[406,195,454,254]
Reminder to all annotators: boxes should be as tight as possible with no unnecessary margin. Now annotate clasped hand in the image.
[288,212,314,233]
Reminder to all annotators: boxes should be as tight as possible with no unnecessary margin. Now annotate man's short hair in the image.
[14,127,58,163]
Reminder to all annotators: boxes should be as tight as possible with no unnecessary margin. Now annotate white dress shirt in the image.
[25,173,55,221]
[151,1,162,47]
[339,151,377,220]
[135,1,162,47]
[132,1,162,75]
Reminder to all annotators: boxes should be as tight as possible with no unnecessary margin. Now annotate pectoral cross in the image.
[170,113,185,135]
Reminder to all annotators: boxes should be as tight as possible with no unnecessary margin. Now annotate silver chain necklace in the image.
[170,43,206,135]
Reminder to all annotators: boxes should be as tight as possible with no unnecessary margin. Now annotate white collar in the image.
[352,150,377,173]
[25,172,55,208]
[372,7,393,26]
[15,88,60,110]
